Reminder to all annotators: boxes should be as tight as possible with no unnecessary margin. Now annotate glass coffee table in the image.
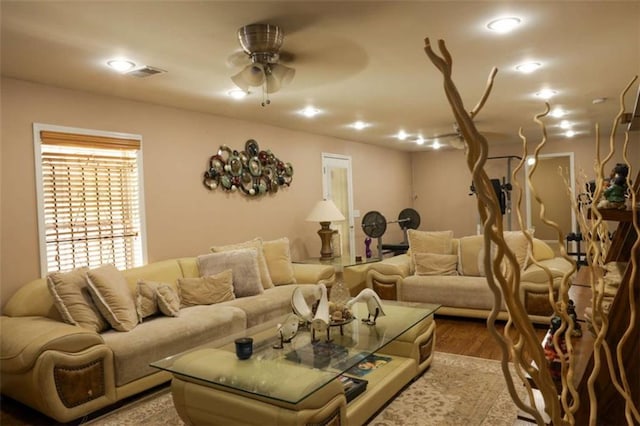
[152,300,439,425]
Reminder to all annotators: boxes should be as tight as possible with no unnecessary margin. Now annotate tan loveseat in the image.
[0,238,334,423]
[365,231,574,324]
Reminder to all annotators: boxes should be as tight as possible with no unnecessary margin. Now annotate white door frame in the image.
[321,153,355,261]
[525,151,576,239]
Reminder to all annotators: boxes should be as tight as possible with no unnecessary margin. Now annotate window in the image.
[34,124,147,274]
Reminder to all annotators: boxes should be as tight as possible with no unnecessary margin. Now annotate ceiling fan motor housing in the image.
[237,24,284,64]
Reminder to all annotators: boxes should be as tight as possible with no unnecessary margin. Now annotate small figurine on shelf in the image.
[365,237,372,259]
[542,315,567,386]
[597,163,629,210]
[567,299,582,337]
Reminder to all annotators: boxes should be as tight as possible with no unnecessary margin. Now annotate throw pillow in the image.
[47,267,109,332]
[532,238,555,262]
[156,284,180,316]
[177,269,235,307]
[503,231,530,270]
[407,229,454,274]
[414,253,459,276]
[263,237,297,285]
[198,250,263,298]
[136,280,162,322]
[86,264,138,332]
[210,238,274,290]
[457,235,484,276]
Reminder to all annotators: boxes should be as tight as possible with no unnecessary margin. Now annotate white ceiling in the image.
[2,1,639,151]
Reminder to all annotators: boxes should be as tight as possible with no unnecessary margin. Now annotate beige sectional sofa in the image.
[0,238,334,423]
[365,231,574,324]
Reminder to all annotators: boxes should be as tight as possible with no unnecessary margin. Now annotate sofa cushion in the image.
[86,264,138,332]
[414,253,458,276]
[457,235,484,276]
[198,250,263,298]
[102,305,247,386]
[263,238,297,285]
[224,285,318,328]
[178,270,235,307]
[403,275,506,311]
[210,238,274,289]
[47,267,110,332]
[407,230,454,274]
[156,284,181,317]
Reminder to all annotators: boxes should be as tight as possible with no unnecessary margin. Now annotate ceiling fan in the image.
[421,123,466,149]
[230,23,296,106]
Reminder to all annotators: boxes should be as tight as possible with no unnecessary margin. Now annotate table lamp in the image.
[305,199,345,259]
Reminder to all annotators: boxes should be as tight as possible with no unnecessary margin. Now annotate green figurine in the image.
[597,163,629,209]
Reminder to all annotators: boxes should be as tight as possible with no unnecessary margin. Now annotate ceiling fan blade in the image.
[422,132,459,141]
[226,50,250,68]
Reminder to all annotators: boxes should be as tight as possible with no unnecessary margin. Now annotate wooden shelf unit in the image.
[574,171,639,425]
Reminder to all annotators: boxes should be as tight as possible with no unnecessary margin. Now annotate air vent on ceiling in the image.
[126,66,166,78]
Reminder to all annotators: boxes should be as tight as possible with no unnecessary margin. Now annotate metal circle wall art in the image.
[203,139,293,196]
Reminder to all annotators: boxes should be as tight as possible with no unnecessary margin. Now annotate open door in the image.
[322,153,355,262]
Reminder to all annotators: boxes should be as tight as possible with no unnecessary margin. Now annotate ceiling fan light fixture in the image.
[269,63,295,87]
[231,23,295,105]
[231,63,266,91]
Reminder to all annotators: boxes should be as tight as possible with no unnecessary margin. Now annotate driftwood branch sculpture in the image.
[423,38,639,425]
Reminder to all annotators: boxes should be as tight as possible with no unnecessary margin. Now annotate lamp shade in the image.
[231,63,266,91]
[265,63,295,93]
[305,199,345,223]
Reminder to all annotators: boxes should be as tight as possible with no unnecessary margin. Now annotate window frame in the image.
[33,123,148,276]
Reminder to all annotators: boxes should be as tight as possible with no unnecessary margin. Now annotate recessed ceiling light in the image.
[527,157,536,166]
[351,121,369,130]
[106,59,136,72]
[432,141,441,150]
[550,108,566,118]
[415,136,425,145]
[299,106,321,118]
[560,120,572,129]
[486,17,521,33]
[396,130,409,140]
[565,130,576,138]
[227,89,249,99]
[515,62,541,73]
[535,89,557,100]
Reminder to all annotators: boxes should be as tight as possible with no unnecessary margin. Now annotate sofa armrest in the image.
[367,255,411,279]
[292,263,335,285]
[1,316,104,374]
[366,270,404,301]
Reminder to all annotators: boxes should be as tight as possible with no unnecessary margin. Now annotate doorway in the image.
[525,152,576,242]
[321,153,355,262]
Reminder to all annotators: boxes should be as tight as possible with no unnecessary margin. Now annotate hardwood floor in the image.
[2,306,591,425]
[435,315,547,361]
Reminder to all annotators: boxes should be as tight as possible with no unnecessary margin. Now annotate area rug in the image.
[85,352,524,425]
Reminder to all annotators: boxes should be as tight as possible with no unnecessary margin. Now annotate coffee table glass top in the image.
[151,301,439,405]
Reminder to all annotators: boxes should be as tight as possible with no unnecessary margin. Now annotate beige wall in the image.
[0,78,413,308]
[412,132,639,237]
